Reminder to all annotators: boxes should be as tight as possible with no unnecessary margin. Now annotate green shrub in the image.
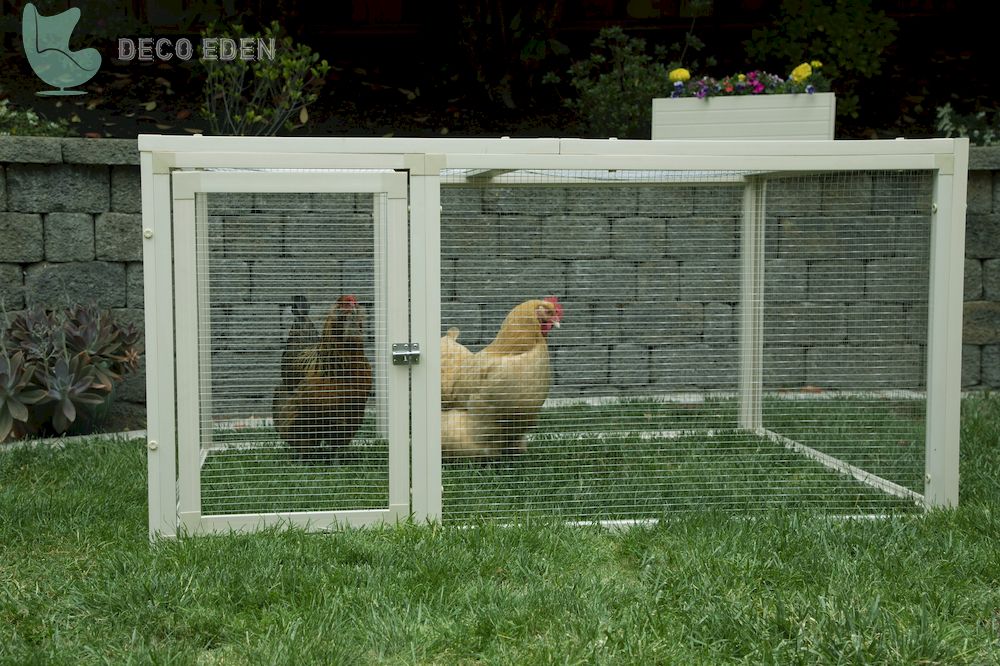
[936,103,1000,146]
[0,100,70,137]
[661,0,716,74]
[0,305,142,442]
[551,26,671,139]
[451,2,570,109]
[201,21,330,136]
[743,0,897,119]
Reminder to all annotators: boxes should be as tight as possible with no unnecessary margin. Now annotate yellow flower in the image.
[790,62,813,83]
[810,60,823,69]
[737,73,746,82]
[669,68,691,83]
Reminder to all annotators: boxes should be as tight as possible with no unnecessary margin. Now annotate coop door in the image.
[170,170,409,534]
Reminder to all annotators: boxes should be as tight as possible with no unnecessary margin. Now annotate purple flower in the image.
[806,84,816,94]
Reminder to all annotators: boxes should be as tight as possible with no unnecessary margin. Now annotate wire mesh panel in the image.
[760,171,932,504]
[188,184,393,519]
[438,169,930,523]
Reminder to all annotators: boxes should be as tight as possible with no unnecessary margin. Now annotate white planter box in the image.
[652,92,836,140]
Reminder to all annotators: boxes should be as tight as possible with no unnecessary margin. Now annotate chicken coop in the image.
[138,136,968,538]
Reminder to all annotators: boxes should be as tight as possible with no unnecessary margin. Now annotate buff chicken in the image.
[440,297,563,459]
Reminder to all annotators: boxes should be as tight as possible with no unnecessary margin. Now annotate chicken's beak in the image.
[551,320,560,329]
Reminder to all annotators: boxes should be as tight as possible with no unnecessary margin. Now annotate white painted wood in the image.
[556,137,957,157]
[170,171,406,199]
[151,152,410,171]
[194,193,218,452]
[372,194,388,441]
[440,154,944,173]
[182,506,408,536]
[924,139,969,508]
[738,177,766,430]
[171,191,202,524]
[409,169,443,522]
[762,429,924,505]
[652,93,836,140]
[141,134,970,160]
[168,170,411,534]
[141,154,178,540]
[384,184,411,517]
[142,135,964,174]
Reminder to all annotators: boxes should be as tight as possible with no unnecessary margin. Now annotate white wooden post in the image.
[142,152,178,539]
[194,193,217,452]
[372,192,389,440]
[924,141,969,508]
[170,176,202,533]
[409,155,443,522]
[384,179,412,519]
[739,176,766,430]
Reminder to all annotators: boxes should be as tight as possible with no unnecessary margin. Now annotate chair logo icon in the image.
[22,2,102,96]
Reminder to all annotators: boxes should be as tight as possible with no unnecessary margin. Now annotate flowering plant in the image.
[667,61,830,99]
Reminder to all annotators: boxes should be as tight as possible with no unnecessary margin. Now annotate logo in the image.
[21,2,102,96]
[117,37,276,63]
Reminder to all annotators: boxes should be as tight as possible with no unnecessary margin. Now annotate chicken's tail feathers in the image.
[446,327,461,341]
[292,295,310,318]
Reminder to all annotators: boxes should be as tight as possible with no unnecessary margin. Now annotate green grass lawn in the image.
[2,395,998,663]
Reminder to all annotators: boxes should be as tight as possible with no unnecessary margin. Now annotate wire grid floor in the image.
[194,394,925,521]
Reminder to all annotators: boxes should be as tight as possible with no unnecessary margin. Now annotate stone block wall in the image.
[441,173,934,397]
[0,137,145,404]
[2,137,999,426]
[961,147,1000,387]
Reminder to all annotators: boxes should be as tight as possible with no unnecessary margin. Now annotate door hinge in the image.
[392,342,421,365]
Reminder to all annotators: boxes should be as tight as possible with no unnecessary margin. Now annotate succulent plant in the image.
[63,304,139,389]
[39,353,108,435]
[7,306,62,365]
[1,304,143,441]
[0,351,47,442]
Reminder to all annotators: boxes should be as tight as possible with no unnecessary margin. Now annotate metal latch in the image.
[392,342,421,365]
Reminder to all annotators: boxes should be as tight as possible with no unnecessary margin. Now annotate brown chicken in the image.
[440,327,476,410]
[273,294,372,463]
[274,295,319,397]
[440,297,563,459]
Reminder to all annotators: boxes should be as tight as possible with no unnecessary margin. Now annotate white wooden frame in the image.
[140,136,968,536]
[161,169,409,536]
[652,93,837,141]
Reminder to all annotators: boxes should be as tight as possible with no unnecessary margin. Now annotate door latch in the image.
[392,342,421,365]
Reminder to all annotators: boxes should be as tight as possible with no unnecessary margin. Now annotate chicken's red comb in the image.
[543,296,563,320]
[338,295,358,308]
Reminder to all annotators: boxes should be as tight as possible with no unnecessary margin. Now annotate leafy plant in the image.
[200,20,330,136]
[0,305,143,443]
[936,103,1000,146]
[550,26,672,139]
[662,0,716,74]
[743,0,897,119]
[450,1,570,109]
[0,100,70,137]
